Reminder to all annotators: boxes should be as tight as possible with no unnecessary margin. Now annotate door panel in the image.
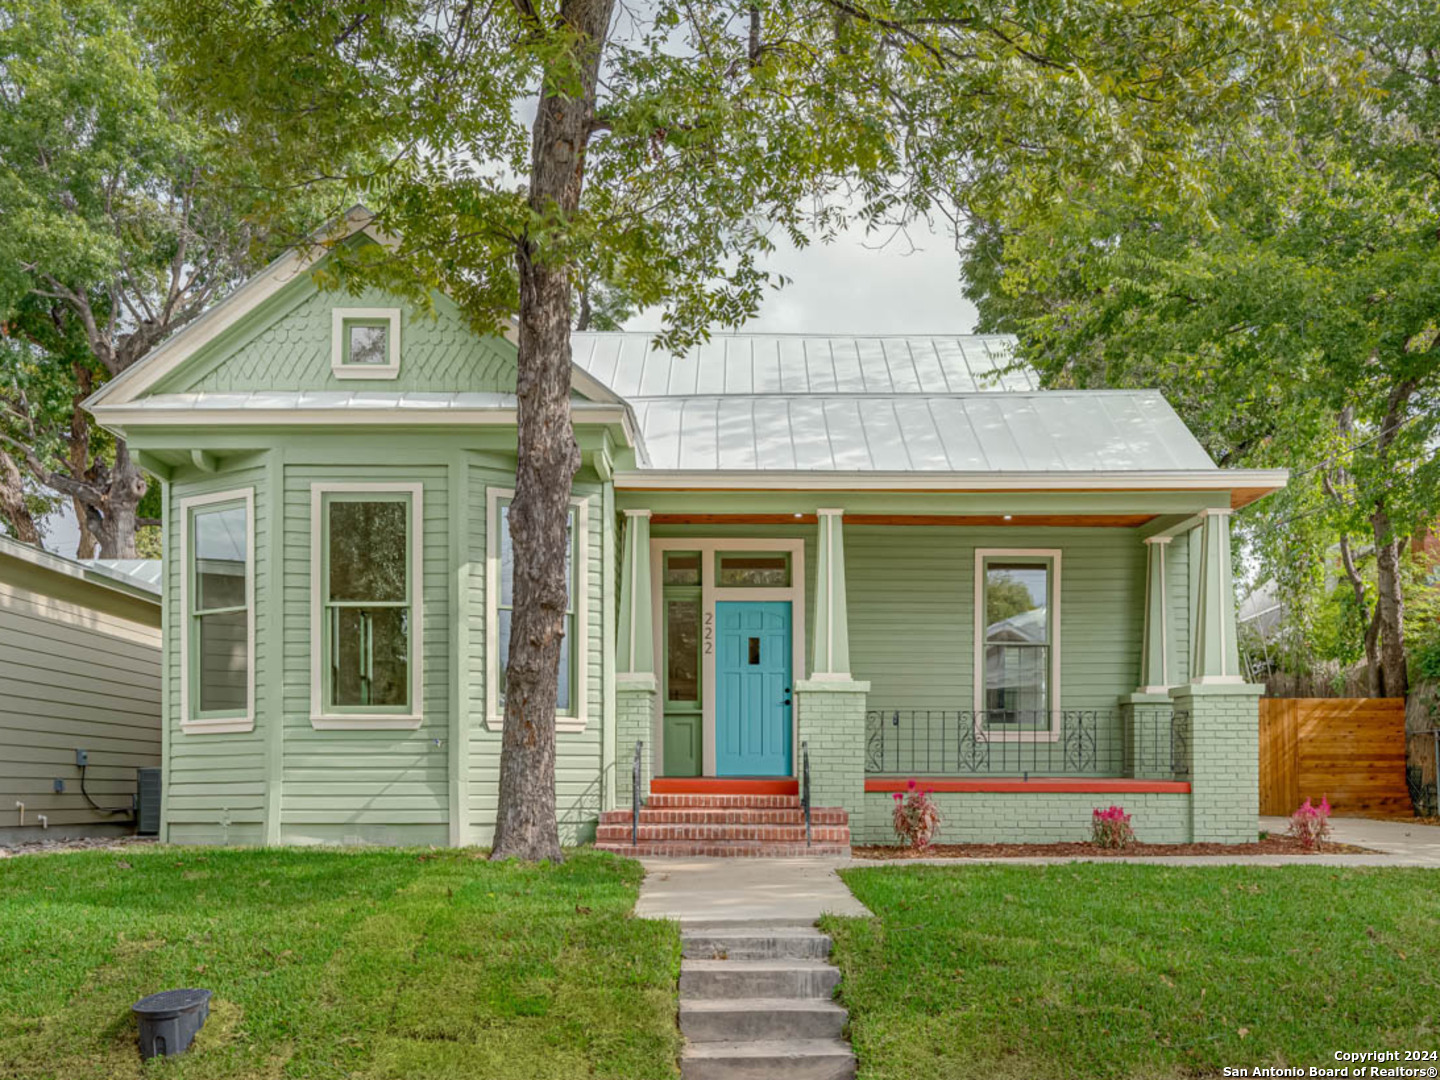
[663,713,702,776]
[715,601,792,777]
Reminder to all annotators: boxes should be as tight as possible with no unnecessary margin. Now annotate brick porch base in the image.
[596,791,851,857]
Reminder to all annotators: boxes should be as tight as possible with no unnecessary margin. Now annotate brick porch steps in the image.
[597,824,851,844]
[594,791,850,858]
[600,808,848,826]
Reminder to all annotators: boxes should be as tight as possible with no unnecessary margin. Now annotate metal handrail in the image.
[801,740,811,847]
[631,740,643,847]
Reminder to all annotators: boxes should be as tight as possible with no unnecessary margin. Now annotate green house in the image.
[85,210,1286,850]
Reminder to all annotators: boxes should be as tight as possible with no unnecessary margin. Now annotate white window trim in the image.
[973,547,1062,743]
[485,487,590,733]
[179,487,256,734]
[648,537,807,778]
[309,482,424,729]
[330,307,401,379]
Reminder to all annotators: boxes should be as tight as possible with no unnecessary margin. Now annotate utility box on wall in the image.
[137,768,162,836]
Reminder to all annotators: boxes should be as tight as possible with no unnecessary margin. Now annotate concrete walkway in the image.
[636,857,871,923]
[846,816,1440,869]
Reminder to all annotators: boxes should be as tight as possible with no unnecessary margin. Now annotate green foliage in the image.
[0,847,680,1078]
[827,864,1440,1079]
[966,3,1440,672]
[154,0,1330,350]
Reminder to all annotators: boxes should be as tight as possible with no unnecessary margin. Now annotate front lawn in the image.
[0,847,679,1079]
[825,864,1440,1080]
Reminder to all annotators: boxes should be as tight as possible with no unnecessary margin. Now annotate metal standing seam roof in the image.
[571,332,1037,397]
[571,333,1217,473]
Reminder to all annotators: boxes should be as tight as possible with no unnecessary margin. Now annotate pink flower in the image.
[893,792,903,801]
[907,779,917,790]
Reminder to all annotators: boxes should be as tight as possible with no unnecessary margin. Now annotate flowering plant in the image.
[892,780,942,850]
[1286,797,1332,850]
[1091,805,1135,849]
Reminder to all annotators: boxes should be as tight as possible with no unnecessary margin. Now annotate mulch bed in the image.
[852,835,1376,859]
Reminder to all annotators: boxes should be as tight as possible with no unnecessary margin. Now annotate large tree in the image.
[158,0,1326,859]
[0,0,316,556]
[965,2,1439,698]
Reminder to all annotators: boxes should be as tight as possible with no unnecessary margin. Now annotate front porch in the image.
[606,494,1263,849]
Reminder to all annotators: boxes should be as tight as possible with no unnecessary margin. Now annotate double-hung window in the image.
[311,484,422,727]
[181,490,254,732]
[487,489,587,730]
[975,550,1059,734]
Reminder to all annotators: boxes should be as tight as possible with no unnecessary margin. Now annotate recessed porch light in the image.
[793,512,804,518]
[1003,514,1013,521]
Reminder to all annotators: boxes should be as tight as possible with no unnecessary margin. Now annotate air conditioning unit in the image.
[136,768,162,836]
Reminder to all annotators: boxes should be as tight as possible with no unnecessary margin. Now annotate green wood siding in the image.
[165,465,268,844]
[846,526,1154,713]
[161,283,518,396]
[280,464,450,846]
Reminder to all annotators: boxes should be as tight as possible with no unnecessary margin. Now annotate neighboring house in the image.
[84,208,1286,850]
[0,536,161,842]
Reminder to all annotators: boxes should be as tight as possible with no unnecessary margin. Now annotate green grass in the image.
[0,847,680,1079]
[825,864,1440,1080]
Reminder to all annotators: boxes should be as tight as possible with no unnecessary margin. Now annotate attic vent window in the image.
[331,307,401,379]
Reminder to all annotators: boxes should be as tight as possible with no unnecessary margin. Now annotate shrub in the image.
[892,781,942,850]
[1091,805,1135,849]
[1286,796,1333,850]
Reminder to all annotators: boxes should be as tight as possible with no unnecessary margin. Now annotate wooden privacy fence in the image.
[1259,698,1410,816]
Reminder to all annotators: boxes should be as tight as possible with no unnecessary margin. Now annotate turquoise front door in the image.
[715,601,792,777]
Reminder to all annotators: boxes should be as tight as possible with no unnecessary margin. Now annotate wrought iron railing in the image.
[631,740,643,846]
[801,740,812,848]
[864,709,1192,780]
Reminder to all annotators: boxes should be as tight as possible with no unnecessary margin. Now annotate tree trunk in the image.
[0,450,41,545]
[1371,520,1408,699]
[70,365,97,558]
[89,443,147,559]
[490,0,615,863]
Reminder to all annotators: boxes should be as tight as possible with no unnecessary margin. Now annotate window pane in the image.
[557,614,572,712]
[499,502,572,609]
[497,609,572,712]
[664,552,700,586]
[197,610,247,712]
[984,643,1049,725]
[329,500,407,602]
[717,553,789,587]
[332,607,409,707]
[666,598,699,702]
[194,505,246,611]
[984,563,1048,643]
[347,322,388,365]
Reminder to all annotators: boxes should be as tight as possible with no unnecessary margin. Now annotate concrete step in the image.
[596,823,850,844]
[680,1038,856,1080]
[595,841,851,858]
[600,807,848,826]
[681,927,833,960]
[680,998,847,1042]
[680,958,841,1000]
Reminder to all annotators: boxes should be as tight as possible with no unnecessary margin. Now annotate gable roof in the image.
[83,206,625,411]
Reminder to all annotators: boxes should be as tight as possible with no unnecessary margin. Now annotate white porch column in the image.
[811,508,851,677]
[615,509,655,808]
[617,509,653,676]
[1191,508,1242,683]
[1139,535,1172,693]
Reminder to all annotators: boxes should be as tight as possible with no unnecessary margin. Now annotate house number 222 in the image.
[703,612,713,655]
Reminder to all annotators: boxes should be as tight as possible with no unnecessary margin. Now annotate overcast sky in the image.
[628,219,978,336]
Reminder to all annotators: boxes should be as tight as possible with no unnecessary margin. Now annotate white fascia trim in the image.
[484,487,591,733]
[973,547,1062,744]
[331,307,401,379]
[309,482,425,728]
[179,487,256,735]
[90,404,636,434]
[612,469,1289,492]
